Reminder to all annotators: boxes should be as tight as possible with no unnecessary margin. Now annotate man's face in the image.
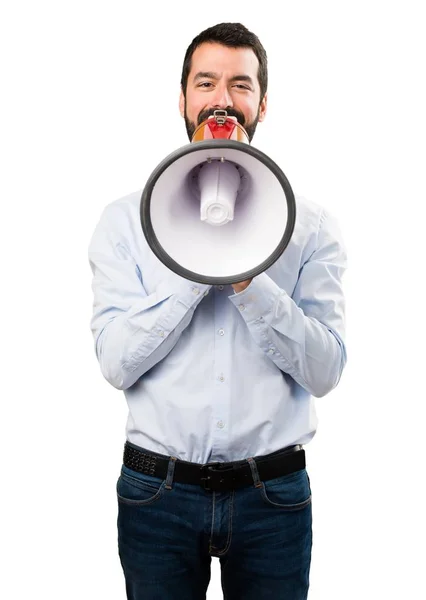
[179,42,267,142]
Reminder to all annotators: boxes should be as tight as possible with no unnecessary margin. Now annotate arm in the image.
[228,209,347,397]
[88,207,210,391]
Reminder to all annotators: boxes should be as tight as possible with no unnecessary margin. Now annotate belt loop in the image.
[165,456,178,490]
[246,457,263,489]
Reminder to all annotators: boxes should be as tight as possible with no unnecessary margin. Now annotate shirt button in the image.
[217,420,225,429]
[218,328,225,336]
[159,330,165,338]
[218,285,224,290]
[268,348,275,354]
[238,304,245,311]
[192,287,200,295]
[218,375,225,382]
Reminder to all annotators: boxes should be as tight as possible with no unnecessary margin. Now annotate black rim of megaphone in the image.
[140,139,296,286]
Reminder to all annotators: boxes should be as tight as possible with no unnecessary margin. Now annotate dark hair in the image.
[181,22,268,100]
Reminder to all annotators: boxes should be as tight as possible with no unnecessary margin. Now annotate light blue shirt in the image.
[88,190,347,463]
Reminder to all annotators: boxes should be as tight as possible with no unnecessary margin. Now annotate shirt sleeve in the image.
[88,208,210,390]
[228,209,347,397]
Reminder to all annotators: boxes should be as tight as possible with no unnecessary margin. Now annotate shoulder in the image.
[94,190,143,239]
[294,194,326,227]
[88,190,144,256]
[289,194,346,266]
[295,194,343,239]
[99,190,142,224]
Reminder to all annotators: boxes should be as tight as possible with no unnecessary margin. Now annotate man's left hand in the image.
[231,279,252,293]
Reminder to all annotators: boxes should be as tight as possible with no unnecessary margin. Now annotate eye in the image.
[197,82,214,88]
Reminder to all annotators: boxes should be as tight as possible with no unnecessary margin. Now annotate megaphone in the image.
[140,109,296,285]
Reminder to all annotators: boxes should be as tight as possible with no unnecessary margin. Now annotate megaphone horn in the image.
[141,111,296,285]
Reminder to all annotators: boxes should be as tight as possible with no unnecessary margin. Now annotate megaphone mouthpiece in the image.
[198,159,241,226]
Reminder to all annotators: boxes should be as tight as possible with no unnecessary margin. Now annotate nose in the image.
[211,83,233,109]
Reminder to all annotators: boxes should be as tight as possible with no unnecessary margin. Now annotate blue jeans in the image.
[117,449,312,599]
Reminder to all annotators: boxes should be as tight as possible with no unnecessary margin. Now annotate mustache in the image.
[197,107,246,127]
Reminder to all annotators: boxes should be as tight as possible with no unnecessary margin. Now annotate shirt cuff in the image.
[173,279,211,310]
[228,272,282,322]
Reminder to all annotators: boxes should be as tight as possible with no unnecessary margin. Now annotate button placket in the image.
[213,286,229,444]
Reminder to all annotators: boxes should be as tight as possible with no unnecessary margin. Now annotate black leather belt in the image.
[123,441,305,492]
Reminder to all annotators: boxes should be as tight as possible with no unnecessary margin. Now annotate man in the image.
[88,22,347,600]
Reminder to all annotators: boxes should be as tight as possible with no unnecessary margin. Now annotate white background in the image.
[1,1,425,598]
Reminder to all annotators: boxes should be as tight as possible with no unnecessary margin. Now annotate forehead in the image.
[189,42,260,83]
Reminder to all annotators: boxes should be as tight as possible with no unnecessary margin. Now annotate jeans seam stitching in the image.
[208,492,216,554]
[260,489,312,510]
[214,490,235,556]
[117,484,165,506]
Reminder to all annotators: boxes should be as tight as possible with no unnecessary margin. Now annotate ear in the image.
[258,93,268,122]
[179,88,185,118]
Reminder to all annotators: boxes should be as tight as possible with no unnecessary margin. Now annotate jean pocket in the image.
[116,465,165,506]
[259,468,312,510]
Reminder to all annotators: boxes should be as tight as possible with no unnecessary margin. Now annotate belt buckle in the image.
[200,462,223,491]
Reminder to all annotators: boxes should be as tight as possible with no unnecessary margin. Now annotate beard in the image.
[183,103,260,143]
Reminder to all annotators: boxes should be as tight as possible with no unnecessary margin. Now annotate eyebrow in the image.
[193,71,254,87]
